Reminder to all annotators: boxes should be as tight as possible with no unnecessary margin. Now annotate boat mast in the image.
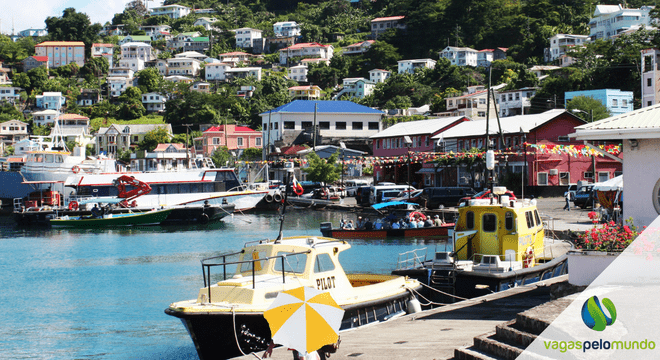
[275,167,293,242]
[485,67,494,194]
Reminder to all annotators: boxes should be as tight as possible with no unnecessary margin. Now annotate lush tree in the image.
[12,73,30,90]
[211,146,232,167]
[81,56,109,78]
[45,8,102,48]
[136,68,163,93]
[302,151,341,184]
[138,127,172,151]
[0,35,34,64]
[364,41,401,71]
[240,148,263,160]
[566,96,611,122]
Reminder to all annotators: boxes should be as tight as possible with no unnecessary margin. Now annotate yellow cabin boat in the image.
[165,236,422,360]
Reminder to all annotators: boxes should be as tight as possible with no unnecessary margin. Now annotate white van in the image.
[345,179,371,196]
[369,184,416,205]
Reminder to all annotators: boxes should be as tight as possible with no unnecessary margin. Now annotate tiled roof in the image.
[261,100,384,116]
[205,125,257,132]
[371,16,405,22]
[58,114,90,120]
[370,117,468,139]
[433,109,571,139]
[36,41,85,46]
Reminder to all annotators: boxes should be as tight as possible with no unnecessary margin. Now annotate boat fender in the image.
[523,246,534,268]
[130,200,137,207]
[273,193,283,203]
[406,297,422,314]
[198,213,210,224]
[68,201,79,211]
[72,165,81,174]
[408,212,427,221]
[265,194,274,203]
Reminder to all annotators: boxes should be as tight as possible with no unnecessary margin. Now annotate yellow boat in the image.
[393,187,570,300]
[165,236,422,360]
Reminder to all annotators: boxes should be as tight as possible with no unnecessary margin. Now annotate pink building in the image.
[199,125,262,154]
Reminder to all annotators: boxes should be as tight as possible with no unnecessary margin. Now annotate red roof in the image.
[92,43,114,47]
[301,58,327,62]
[31,56,49,62]
[371,16,405,22]
[479,49,494,52]
[282,42,331,50]
[154,143,184,151]
[346,40,375,47]
[204,125,258,133]
[280,145,307,155]
[288,86,320,91]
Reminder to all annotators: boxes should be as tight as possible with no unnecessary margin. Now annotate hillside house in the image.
[279,43,334,65]
[21,56,49,72]
[544,34,590,63]
[397,59,436,74]
[199,125,262,154]
[0,120,28,147]
[288,65,308,82]
[150,4,191,19]
[369,69,391,83]
[273,21,301,37]
[343,40,374,55]
[92,43,114,68]
[96,124,173,156]
[0,87,22,104]
[141,93,167,112]
[35,41,85,68]
[589,4,655,41]
[288,85,322,99]
[498,88,537,117]
[234,28,262,49]
[35,92,65,110]
[371,16,406,38]
[439,46,479,67]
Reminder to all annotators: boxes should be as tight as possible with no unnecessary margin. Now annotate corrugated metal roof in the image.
[434,109,569,139]
[575,103,660,131]
[369,117,467,139]
[371,16,405,22]
[261,100,384,116]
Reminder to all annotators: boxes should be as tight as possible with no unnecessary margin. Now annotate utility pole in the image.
[313,102,317,151]
[182,124,193,168]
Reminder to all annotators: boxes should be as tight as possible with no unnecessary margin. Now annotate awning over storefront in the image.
[416,167,441,174]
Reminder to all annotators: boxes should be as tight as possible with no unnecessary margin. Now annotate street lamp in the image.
[403,136,413,199]
[339,141,346,195]
[571,109,593,122]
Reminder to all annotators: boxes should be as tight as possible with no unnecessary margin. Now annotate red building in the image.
[198,125,262,155]
[369,116,469,186]
[432,109,622,192]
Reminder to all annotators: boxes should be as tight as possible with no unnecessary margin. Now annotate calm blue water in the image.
[0,210,448,360]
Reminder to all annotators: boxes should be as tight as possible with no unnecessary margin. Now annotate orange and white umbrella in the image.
[263,286,344,356]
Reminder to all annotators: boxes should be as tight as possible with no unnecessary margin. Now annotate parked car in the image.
[458,189,517,205]
[573,185,595,209]
[345,179,371,196]
[565,184,578,200]
[355,186,372,206]
[390,189,424,203]
[419,187,476,209]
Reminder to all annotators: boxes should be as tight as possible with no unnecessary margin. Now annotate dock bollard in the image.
[406,297,422,314]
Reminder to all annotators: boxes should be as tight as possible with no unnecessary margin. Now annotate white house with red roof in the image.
[92,43,114,68]
[343,40,374,55]
[369,69,391,83]
[217,51,252,64]
[35,41,85,68]
[371,16,406,38]
[199,125,262,154]
[438,84,505,120]
[279,42,334,65]
[22,56,49,72]
[397,59,436,74]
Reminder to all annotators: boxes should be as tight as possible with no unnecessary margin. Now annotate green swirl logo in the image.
[581,296,617,331]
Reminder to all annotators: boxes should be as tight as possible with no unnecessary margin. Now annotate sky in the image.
[1,0,164,34]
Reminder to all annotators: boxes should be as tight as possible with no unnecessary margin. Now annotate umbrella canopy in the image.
[592,175,623,192]
[263,286,344,356]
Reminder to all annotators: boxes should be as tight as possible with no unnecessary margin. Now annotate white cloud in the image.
[79,0,131,26]
[2,0,67,32]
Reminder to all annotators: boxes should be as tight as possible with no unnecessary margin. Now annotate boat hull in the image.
[392,254,568,302]
[49,209,173,227]
[165,289,417,360]
[320,224,454,239]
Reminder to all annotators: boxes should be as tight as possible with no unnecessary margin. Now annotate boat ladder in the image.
[429,263,458,301]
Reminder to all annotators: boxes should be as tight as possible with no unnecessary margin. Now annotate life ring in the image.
[523,247,534,268]
[68,201,79,211]
[408,211,427,221]
[273,193,283,203]
[72,166,81,174]
[265,194,274,203]
[198,213,210,224]
[130,200,137,208]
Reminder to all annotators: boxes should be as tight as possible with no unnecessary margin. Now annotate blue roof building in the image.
[261,101,384,152]
[564,89,633,117]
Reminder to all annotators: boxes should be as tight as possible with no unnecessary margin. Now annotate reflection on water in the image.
[0,209,448,359]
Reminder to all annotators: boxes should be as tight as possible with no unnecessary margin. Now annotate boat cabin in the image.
[453,187,544,266]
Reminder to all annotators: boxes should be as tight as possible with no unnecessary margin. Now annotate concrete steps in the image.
[453,295,572,360]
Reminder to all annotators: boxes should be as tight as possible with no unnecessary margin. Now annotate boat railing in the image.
[395,247,428,270]
[200,249,311,303]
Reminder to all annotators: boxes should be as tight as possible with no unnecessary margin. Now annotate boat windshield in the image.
[274,251,307,273]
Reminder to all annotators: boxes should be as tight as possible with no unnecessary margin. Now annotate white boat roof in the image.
[64,168,235,186]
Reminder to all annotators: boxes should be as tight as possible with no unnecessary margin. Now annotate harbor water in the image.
[0,209,449,360]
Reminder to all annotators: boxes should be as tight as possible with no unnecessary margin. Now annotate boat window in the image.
[203,183,214,193]
[35,154,44,162]
[214,182,227,192]
[155,185,166,194]
[313,253,335,273]
[167,184,179,193]
[274,252,307,274]
[534,210,541,227]
[525,211,534,229]
[466,211,474,229]
[45,154,54,163]
[55,155,63,163]
[191,183,202,193]
[238,250,266,273]
[482,213,496,232]
[179,183,191,193]
[505,212,514,231]
[215,172,227,182]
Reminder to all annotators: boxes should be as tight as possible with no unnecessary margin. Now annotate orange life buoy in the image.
[68,201,79,211]
[72,166,81,174]
[409,211,427,221]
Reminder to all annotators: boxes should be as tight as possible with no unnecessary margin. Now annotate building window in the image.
[622,99,628,107]
[559,172,570,186]
[133,136,139,142]
[583,171,593,179]
[368,122,379,130]
[352,122,363,130]
[336,122,346,130]
[648,78,652,87]
[537,172,548,186]
[319,122,330,130]
[612,99,618,107]
[237,137,244,147]
[284,121,295,129]
[256,137,261,146]
[598,171,610,182]
[301,121,313,129]
[558,136,569,142]
[212,137,221,145]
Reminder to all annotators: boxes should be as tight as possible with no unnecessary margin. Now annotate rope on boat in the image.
[407,287,452,307]
[418,281,470,301]
[232,307,248,357]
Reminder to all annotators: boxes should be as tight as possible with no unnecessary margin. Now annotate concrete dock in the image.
[232,275,569,360]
